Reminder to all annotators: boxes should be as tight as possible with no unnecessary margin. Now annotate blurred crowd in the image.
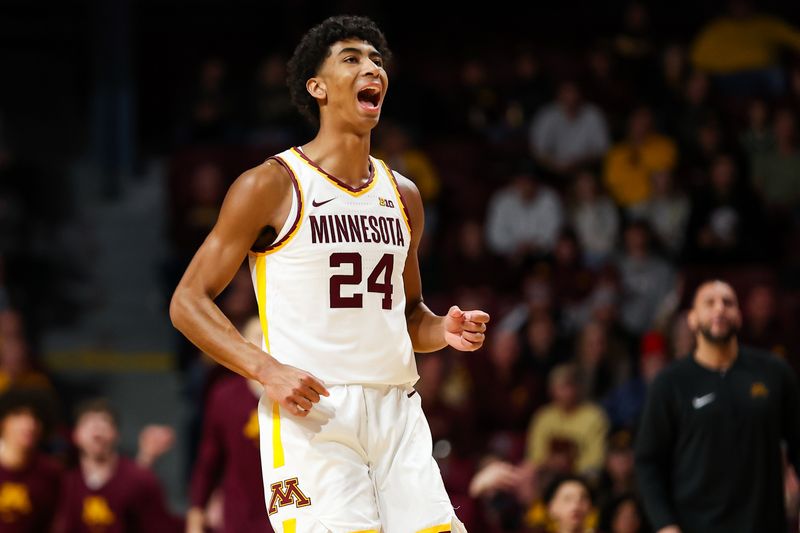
[0,312,182,532]
[3,0,800,532]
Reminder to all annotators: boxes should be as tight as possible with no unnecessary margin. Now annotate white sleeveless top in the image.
[247,146,418,385]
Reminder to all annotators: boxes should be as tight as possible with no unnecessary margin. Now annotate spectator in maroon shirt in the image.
[53,399,182,533]
[0,388,61,533]
[188,316,273,533]
[187,375,270,533]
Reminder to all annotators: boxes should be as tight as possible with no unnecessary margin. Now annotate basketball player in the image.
[170,14,489,533]
[635,280,800,533]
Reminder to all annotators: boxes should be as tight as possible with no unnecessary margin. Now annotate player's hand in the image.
[656,527,682,533]
[443,306,490,352]
[136,425,176,468]
[262,361,330,417]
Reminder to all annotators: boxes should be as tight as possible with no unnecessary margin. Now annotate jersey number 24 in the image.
[329,252,393,310]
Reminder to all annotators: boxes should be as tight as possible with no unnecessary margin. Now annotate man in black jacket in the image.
[635,279,800,533]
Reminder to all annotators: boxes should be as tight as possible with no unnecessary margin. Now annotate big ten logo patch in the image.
[0,482,31,521]
[82,496,115,528]
[378,197,395,208]
[243,409,260,444]
[268,478,311,515]
[751,382,769,398]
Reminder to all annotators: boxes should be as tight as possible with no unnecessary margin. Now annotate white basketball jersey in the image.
[248,146,418,385]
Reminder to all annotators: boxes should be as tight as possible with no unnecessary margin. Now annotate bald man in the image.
[635,280,800,533]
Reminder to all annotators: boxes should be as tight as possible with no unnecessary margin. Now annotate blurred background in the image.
[3,0,800,531]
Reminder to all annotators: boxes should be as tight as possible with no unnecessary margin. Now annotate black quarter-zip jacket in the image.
[635,346,800,533]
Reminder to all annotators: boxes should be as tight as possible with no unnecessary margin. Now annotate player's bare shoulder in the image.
[231,158,293,209]
[221,157,295,236]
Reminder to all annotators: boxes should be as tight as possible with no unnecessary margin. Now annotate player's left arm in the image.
[397,174,490,353]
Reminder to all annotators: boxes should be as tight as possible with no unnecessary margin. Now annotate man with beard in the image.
[635,280,800,533]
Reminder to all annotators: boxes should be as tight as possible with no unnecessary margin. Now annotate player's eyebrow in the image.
[337,47,382,58]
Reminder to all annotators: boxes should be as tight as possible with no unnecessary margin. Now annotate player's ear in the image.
[307,77,327,102]
[687,309,698,332]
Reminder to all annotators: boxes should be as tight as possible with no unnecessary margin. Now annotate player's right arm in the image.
[169,160,328,417]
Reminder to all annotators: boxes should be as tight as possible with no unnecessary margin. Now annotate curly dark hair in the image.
[287,15,392,125]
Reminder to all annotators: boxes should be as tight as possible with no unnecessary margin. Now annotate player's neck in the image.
[694,337,738,371]
[301,125,372,189]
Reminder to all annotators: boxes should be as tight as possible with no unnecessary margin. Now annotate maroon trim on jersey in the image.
[258,156,302,253]
[293,146,375,193]
[383,164,413,239]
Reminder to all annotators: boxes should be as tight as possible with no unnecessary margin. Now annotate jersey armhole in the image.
[376,158,413,238]
[249,156,304,256]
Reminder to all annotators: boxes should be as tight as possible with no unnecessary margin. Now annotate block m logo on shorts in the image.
[268,478,311,515]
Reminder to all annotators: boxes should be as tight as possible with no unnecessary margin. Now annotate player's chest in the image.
[295,183,410,257]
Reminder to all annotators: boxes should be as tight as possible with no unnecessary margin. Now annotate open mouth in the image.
[357,86,381,112]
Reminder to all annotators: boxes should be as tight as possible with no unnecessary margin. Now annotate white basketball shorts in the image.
[257,383,468,533]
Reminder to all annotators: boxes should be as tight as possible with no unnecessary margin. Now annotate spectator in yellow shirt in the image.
[526,363,609,480]
[691,0,800,96]
[604,107,678,208]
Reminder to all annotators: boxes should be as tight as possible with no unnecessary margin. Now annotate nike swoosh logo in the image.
[692,393,716,409]
[312,197,335,207]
